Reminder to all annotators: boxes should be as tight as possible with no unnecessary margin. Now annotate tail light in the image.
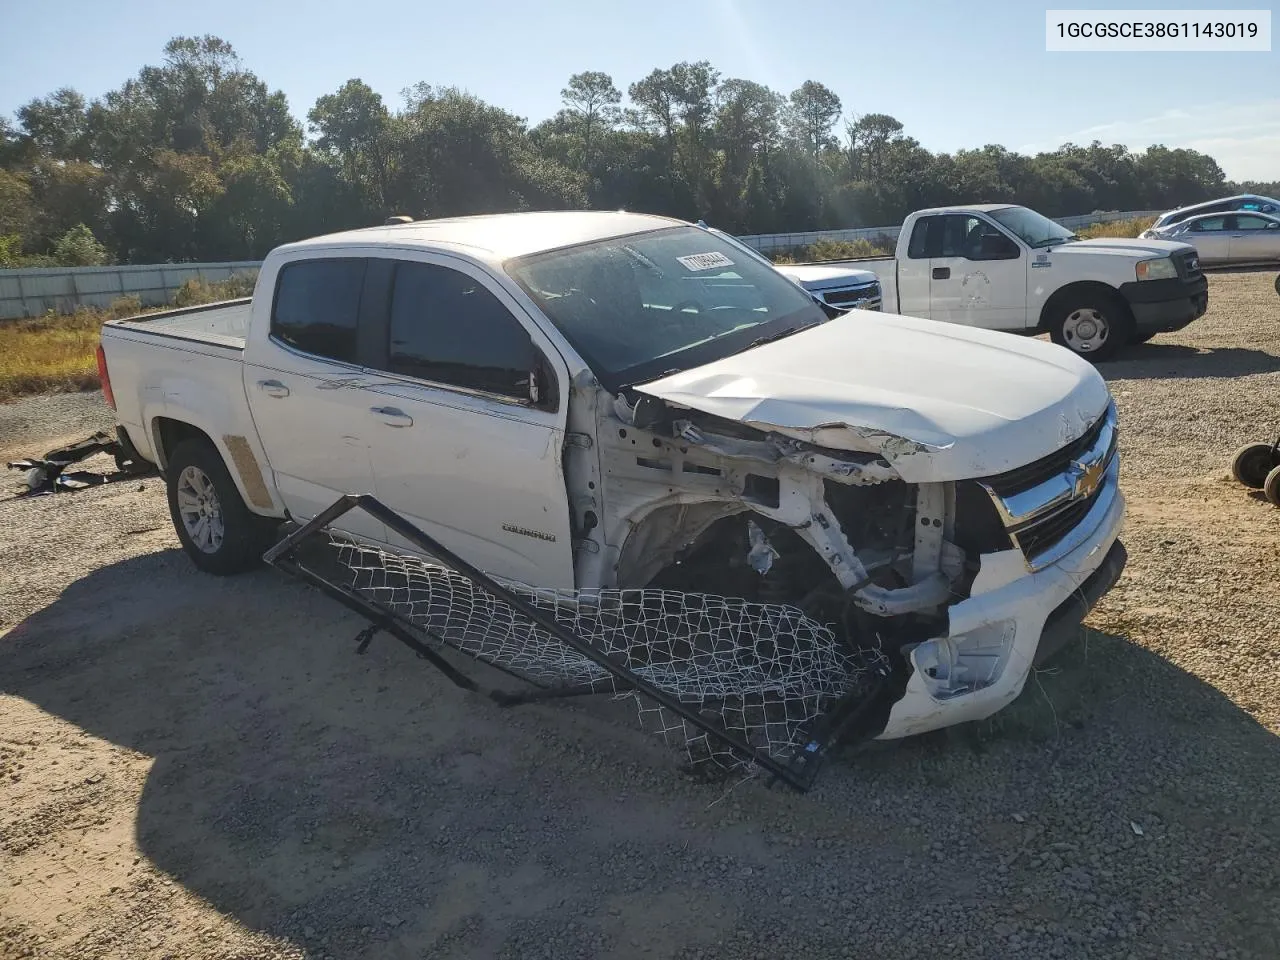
[96,342,116,410]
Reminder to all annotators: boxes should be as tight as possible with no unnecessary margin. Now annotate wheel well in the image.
[1037,281,1132,333]
[151,418,215,473]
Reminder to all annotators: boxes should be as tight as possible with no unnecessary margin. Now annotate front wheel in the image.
[1048,294,1132,363]
[165,438,277,575]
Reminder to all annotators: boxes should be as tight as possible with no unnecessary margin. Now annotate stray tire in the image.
[1230,442,1279,489]
[1265,465,1280,507]
[165,438,276,575]
[1048,292,1132,363]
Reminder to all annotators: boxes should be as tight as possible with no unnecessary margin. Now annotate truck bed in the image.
[111,299,252,350]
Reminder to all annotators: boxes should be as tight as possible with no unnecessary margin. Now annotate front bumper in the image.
[1033,539,1127,667]
[877,476,1126,740]
[1118,275,1209,335]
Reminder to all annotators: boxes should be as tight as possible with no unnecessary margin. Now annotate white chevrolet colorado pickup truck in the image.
[98,211,1126,744]
[808,204,1208,361]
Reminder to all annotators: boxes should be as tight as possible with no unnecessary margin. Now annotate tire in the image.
[165,438,276,575]
[1048,291,1133,363]
[1265,465,1280,508]
[1230,442,1280,489]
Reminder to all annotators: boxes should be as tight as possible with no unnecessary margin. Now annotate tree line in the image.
[1,35,1275,267]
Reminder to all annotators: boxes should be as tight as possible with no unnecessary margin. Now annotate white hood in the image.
[1048,237,1192,259]
[776,263,880,287]
[635,312,1112,483]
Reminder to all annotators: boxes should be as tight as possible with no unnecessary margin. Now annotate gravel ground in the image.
[2,269,1278,960]
[0,391,117,463]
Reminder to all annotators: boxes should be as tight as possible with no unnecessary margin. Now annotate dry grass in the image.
[0,309,109,402]
[0,274,257,403]
[771,236,893,264]
[1076,215,1157,239]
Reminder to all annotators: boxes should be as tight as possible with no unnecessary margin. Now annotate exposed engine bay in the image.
[566,383,1023,718]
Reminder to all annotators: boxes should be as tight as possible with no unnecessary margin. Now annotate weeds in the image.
[0,273,257,402]
[1075,216,1157,239]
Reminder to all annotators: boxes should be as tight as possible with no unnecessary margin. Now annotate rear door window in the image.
[271,259,367,364]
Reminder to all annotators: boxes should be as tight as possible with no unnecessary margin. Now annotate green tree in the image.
[51,223,110,265]
[17,89,92,161]
[785,81,842,157]
[0,169,37,238]
[559,71,621,171]
[845,113,904,181]
[308,79,399,211]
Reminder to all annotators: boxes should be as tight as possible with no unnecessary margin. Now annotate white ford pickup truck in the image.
[98,210,1126,744]
[808,204,1209,361]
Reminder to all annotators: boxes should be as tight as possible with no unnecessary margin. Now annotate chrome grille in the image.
[818,281,882,312]
[978,403,1120,571]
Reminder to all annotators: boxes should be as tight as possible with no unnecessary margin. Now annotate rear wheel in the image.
[1230,442,1280,489]
[1048,292,1133,363]
[165,438,276,575]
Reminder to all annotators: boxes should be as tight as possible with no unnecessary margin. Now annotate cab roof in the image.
[910,203,1021,216]
[279,210,687,262]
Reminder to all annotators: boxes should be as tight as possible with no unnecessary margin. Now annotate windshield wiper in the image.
[746,322,819,350]
[1034,234,1078,248]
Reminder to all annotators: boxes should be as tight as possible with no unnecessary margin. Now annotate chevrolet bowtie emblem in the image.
[1070,457,1106,500]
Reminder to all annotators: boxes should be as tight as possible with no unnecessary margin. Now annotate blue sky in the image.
[2,0,1276,180]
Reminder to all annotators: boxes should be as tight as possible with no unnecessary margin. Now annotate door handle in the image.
[932,267,951,280]
[371,406,413,428]
[256,379,290,398]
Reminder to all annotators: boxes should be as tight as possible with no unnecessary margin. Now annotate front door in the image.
[1228,214,1280,262]
[926,214,1028,330]
[360,255,576,588]
[1180,215,1233,264]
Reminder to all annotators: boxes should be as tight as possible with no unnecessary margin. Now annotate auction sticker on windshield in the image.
[678,251,735,272]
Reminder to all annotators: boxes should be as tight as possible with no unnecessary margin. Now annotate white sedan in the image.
[1142,211,1280,266]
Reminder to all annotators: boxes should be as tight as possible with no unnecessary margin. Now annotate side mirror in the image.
[527,357,558,411]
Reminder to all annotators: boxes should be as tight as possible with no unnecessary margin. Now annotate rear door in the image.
[359,254,576,588]
[1227,214,1280,262]
[242,255,388,543]
[920,214,1028,330]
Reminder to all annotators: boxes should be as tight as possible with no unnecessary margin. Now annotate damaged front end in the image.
[572,379,1124,751]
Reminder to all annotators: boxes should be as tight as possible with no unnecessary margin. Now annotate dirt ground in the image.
[2,270,1279,960]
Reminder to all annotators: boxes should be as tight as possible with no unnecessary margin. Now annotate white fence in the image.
[0,261,261,320]
[737,209,1163,254]
[0,209,1164,319]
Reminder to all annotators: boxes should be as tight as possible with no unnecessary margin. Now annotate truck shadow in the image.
[1106,342,1280,381]
[3,551,1279,958]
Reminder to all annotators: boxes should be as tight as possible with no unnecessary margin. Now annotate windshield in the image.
[988,206,1078,248]
[506,226,826,390]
